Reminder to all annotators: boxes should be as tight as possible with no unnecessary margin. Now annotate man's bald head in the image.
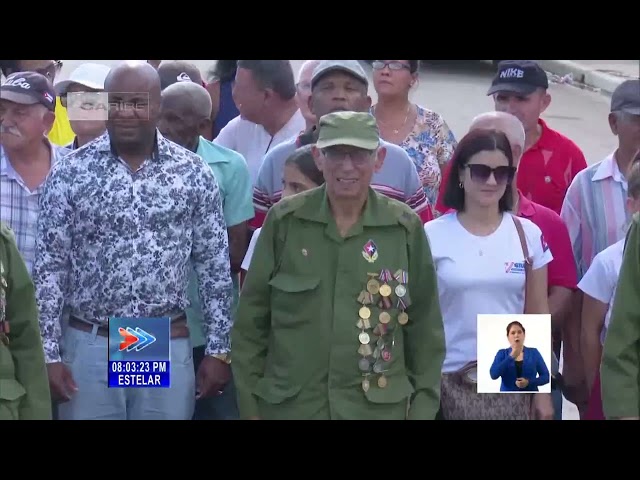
[161,81,212,119]
[469,111,525,163]
[105,61,161,93]
[105,61,162,153]
[158,82,213,151]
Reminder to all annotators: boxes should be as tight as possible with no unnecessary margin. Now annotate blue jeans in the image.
[192,345,239,420]
[57,325,196,420]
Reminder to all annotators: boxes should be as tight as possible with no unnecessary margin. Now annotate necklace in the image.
[374,104,411,135]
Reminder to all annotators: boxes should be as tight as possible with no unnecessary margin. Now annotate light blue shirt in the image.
[187,137,254,348]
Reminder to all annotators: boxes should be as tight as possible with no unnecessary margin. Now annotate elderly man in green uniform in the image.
[232,111,446,420]
[0,222,51,420]
[601,208,640,420]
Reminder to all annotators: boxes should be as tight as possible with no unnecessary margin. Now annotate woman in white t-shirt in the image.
[241,145,325,280]
[579,159,640,421]
[424,128,553,420]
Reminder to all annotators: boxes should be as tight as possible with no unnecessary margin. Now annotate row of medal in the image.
[356,269,410,392]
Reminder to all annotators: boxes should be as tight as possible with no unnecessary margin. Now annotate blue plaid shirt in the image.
[0,139,71,274]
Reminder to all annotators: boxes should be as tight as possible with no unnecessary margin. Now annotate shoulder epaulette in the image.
[273,189,315,219]
[382,196,419,232]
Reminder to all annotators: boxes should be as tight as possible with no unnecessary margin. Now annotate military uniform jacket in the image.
[232,186,446,420]
[0,223,52,420]
[601,213,640,419]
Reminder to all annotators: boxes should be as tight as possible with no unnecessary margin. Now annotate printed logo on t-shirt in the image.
[541,234,550,253]
[505,262,526,274]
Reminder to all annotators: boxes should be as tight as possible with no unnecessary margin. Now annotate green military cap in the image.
[316,111,380,150]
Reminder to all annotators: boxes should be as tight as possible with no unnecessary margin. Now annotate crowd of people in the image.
[0,59,639,420]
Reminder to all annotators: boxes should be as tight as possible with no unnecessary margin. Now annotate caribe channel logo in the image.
[119,327,157,352]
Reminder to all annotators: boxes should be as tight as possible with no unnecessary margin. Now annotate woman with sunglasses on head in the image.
[424,128,552,420]
[370,60,457,210]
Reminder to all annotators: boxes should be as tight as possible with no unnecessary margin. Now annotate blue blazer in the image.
[489,346,550,392]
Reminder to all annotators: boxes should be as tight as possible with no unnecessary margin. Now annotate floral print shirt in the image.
[400,105,457,207]
[33,131,233,363]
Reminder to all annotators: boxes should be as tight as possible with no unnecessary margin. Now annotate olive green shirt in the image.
[601,213,640,419]
[0,222,52,420]
[232,186,445,420]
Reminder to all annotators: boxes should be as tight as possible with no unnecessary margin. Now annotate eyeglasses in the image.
[465,164,516,184]
[371,61,410,71]
[322,148,374,165]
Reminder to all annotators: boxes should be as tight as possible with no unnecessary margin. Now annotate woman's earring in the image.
[458,182,464,189]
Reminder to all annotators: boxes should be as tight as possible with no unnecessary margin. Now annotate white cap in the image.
[54,63,111,95]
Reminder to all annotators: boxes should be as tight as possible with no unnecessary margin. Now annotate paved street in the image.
[569,59,639,80]
[60,59,619,167]
[60,59,601,419]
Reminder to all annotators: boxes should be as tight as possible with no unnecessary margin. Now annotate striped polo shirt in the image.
[251,128,433,228]
[560,151,630,281]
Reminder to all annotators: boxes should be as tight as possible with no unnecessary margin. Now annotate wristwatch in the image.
[212,353,231,364]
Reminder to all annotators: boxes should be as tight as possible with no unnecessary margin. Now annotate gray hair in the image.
[161,81,212,119]
[470,111,525,158]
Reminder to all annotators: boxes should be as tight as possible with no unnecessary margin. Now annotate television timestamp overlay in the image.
[476,314,552,394]
[108,317,171,388]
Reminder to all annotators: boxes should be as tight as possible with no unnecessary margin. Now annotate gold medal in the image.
[398,312,409,325]
[359,332,370,344]
[379,284,392,297]
[377,375,388,388]
[358,306,371,319]
[362,378,370,392]
[379,312,391,324]
[395,284,406,298]
[366,279,380,295]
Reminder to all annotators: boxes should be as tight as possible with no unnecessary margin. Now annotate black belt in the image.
[68,313,187,337]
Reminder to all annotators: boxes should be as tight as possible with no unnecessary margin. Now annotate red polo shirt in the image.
[516,119,587,214]
[518,192,577,290]
[437,191,577,290]
[435,119,587,215]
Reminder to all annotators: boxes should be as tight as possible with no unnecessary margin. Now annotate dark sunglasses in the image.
[465,164,516,184]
